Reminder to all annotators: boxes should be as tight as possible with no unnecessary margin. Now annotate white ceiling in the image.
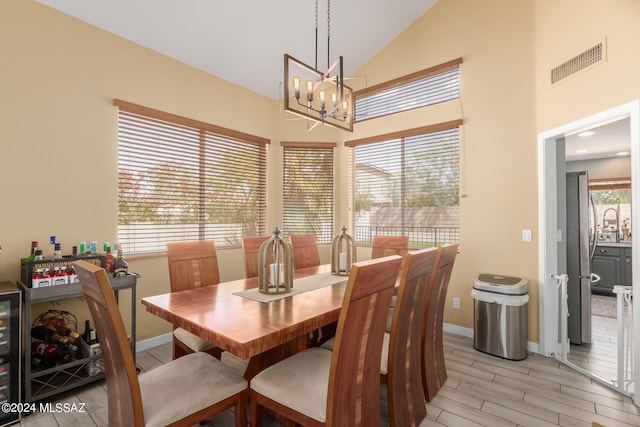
[35,0,438,100]
[564,117,630,162]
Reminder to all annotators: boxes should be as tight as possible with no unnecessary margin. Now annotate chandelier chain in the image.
[327,0,331,69]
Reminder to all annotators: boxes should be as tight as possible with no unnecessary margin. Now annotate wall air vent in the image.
[551,42,605,84]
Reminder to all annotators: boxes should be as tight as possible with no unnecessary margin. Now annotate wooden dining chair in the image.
[289,234,321,269]
[371,235,409,259]
[166,241,222,359]
[73,260,248,427]
[249,255,403,427]
[241,236,270,278]
[422,243,459,401]
[380,247,439,427]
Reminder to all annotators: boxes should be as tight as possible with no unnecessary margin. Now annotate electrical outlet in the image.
[453,297,460,309]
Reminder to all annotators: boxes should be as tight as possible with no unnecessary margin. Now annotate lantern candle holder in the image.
[331,226,356,275]
[258,227,294,294]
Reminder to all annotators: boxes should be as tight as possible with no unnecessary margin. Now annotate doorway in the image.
[537,100,640,406]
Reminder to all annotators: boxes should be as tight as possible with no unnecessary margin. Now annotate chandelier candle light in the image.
[258,227,294,294]
[331,226,356,275]
[283,0,354,132]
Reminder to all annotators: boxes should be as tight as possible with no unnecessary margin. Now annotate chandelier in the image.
[283,0,354,132]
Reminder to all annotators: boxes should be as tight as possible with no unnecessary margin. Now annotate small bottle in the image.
[34,249,44,261]
[27,241,39,261]
[104,246,115,274]
[79,241,86,254]
[114,248,128,277]
[52,243,62,260]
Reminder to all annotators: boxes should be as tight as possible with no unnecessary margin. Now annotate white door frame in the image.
[537,100,640,405]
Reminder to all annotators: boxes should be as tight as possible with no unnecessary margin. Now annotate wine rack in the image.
[17,273,138,402]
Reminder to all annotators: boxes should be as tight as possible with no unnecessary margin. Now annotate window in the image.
[355,58,462,122]
[347,121,462,247]
[590,177,632,241]
[282,142,335,244]
[115,100,268,255]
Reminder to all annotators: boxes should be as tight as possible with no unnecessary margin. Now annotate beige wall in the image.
[2,0,640,346]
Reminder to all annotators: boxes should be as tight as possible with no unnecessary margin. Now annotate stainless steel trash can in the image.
[472,274,528,360]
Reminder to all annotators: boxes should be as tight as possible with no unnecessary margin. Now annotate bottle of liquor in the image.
[83,320,91,344]
[27,241,39,261]
[31,341,69,367]
[31,325,56,342]
[104,246,115,274]
[34,249,44,261]
[52,243,63,260]
[114,248,128,277]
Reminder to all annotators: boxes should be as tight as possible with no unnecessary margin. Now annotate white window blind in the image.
[347,121,461,246]
[116,100,268,255]
[355,58,462,122]
[282,143,335,244]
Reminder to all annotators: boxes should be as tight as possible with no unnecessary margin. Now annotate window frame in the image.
[115,99,269,255]
[354,58,462,123]
[281,141,336,244]
[346,120,462,247]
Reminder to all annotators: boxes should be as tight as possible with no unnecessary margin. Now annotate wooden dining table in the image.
[141,264,347,379]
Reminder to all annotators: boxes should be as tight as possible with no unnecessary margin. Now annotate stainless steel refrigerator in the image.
[566,171,599,345]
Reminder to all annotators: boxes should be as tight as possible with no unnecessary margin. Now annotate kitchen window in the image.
[282,142,335,244]
[346,120,462,246]
[115,99,268,255]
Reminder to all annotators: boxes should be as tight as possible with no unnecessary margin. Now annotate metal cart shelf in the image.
[17,273,137,402]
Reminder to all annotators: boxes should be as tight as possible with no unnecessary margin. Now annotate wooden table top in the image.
[141,264,346,360]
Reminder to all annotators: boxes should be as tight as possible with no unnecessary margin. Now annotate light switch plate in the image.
[522,229,532,242]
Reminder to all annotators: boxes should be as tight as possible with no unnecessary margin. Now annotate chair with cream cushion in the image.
[249,255,403,427]
[379,247,439,427]
[289,234,321,269]
[241,236,270,278]
[167,241,222,359]
[422,243,459,401]
[74,260,248,427]
[371,235,409,259]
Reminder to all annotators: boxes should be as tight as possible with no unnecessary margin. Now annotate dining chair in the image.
[73,260,248,427]
[289,234,321,269]
[166,241,222,360]
[249,255,403,427]
[241,236,270,278]
[371,235,409,259]
[422,243,459,401]
[380,247,439,427]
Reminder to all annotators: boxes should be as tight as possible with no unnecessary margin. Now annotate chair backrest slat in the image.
[166,241,220,292]
[326,255,402,426]
[74,260,144,426]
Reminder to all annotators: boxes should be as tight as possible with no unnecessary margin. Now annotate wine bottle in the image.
[104,246,115,274]
[27,241,39,261]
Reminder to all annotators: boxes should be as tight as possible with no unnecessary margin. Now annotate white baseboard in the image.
[136,332,172,353]
[443,322,540,356]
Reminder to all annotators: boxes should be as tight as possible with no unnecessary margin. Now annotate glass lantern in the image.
[331,226,356,275]
[258,227,294,294]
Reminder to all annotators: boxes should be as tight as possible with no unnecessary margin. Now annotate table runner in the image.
[233,272,347,303]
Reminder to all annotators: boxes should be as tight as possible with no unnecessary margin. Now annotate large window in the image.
[282,142,335,244]
[116,100,268,255]
[347,121,462,247]
[354,58,462,122]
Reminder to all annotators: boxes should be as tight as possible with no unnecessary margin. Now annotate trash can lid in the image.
[473,274,528,295]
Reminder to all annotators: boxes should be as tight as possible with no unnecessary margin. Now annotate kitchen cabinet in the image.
[591,244,632,295]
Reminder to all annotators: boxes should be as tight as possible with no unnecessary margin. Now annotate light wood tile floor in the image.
[17,332,640,427]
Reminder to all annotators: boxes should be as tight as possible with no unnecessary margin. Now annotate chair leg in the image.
[250,393,264,427]
[235,391,248,427]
